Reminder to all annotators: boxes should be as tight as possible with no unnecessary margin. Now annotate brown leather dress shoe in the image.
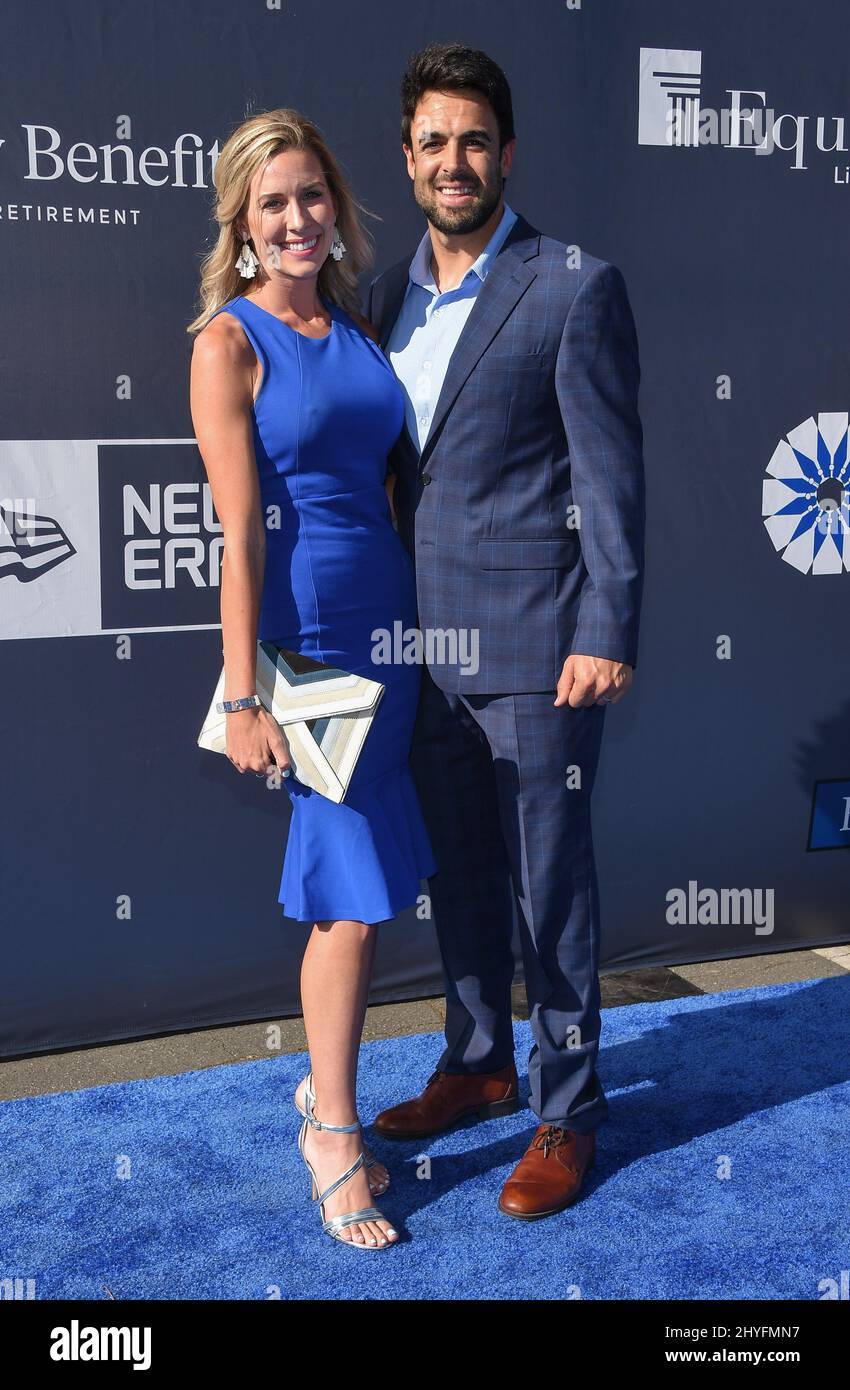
[373,1062,519,1140]
[498,1124,596,1219]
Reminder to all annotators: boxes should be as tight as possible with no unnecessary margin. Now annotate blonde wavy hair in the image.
[187,108,377,335]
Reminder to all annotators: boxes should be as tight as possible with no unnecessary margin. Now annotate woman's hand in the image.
[226,706,292,779]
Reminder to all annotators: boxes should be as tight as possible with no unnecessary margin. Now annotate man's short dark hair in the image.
[400,42,515,152]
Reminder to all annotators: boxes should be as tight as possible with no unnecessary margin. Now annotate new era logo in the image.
[0,502,76,583]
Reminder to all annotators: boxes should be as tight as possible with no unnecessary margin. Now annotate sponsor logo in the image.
[807,778,850,851]
[639,46,850,176]
[762,413,850,574]
[0,440,220,639]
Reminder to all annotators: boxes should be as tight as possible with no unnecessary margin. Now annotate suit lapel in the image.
[420,223,540,468]
[375,214,542,472]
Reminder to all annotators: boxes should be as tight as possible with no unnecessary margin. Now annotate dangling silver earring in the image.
[235,238,259,278]
[330,226,346,262]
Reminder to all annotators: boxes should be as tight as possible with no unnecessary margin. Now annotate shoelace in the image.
[533,1125,567,1158]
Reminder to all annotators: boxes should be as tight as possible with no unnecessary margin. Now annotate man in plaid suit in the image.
[369,43,646,1218]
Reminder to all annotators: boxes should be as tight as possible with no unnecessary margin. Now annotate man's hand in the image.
[554,654,633,708]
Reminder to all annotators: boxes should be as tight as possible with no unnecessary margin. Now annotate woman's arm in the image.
[189,314,289,775]
[190,314,265,698]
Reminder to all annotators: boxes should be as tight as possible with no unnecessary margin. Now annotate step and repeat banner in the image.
[2,0,848,1056]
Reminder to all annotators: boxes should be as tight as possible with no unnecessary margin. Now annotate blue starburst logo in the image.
[762,412,850,574]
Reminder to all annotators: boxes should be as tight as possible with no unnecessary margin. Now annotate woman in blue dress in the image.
[188,109,436,1250]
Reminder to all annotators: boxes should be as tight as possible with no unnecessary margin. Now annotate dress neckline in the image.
[237,293,336,341]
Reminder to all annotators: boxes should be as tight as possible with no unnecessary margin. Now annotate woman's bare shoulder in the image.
[193,307,247,348]
[191,307,255,370]
[189,308,257,416]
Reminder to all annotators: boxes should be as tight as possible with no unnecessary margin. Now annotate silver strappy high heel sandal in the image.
[295,1071,389,1196]
[297,1107,397,1248]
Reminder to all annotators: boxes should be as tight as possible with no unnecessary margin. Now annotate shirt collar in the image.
[408,201,518,294]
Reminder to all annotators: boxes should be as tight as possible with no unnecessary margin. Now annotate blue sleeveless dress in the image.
[210,293,437,924]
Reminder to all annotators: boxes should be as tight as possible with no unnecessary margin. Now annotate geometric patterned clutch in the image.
[197,641,385,803]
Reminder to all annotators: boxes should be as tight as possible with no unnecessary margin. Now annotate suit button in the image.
[421,472,432,485]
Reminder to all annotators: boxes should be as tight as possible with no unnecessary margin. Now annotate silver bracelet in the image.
[216,694,262,713]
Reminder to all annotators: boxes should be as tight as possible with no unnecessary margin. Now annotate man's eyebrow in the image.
[416,127,493,145]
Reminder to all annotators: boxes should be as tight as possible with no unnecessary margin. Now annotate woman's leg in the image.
[299,918,398,1246]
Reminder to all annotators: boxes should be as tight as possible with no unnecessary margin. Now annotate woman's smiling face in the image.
[238,148,337,280]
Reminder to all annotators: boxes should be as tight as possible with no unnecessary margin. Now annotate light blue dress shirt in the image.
[385,201,518,454]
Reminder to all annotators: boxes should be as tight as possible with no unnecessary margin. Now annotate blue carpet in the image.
[2,977,848,1300]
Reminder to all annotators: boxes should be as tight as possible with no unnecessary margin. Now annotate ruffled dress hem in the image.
[278,761,438,925]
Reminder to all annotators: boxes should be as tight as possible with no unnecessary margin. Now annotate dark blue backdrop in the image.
[2,0,848,1057]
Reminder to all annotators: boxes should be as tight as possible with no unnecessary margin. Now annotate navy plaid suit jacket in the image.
[367,211,646,694]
